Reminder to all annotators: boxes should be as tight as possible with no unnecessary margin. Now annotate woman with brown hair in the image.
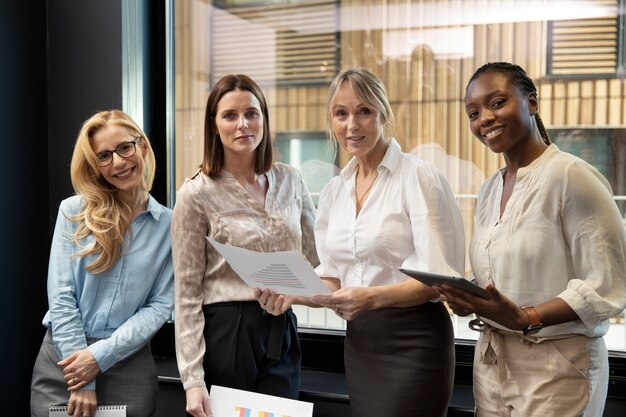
[171,74,318,417]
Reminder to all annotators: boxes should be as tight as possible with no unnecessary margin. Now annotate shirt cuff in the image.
[183,379,207,391]
[558,287,600,332]
[81,380,96,391]
[87,340,114,373]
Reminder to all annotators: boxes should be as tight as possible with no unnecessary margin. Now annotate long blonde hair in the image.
[69,110,156,273]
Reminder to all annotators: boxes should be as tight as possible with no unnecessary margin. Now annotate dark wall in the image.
[0,1,50,411]
[46,0,167,212]
[143,0,169,205]
[0,0,166,411]
[47,0,124,220]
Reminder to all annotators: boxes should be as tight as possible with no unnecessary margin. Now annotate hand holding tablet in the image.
[398,268,491,299]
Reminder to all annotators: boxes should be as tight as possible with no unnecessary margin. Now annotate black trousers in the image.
[201,301,301,399]
[344,302,455,417]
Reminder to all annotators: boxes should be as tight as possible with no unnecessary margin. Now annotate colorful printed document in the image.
[209,385,313,417]
[207,238,330,296]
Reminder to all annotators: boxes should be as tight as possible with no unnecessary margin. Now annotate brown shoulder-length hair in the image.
[201,74,273,177]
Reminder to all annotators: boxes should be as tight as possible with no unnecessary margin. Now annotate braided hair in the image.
[467,62,551,145]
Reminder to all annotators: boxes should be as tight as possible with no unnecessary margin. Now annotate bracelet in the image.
[520,305,543,336]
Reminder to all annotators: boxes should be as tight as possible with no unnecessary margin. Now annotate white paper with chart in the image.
[206,238,330,296]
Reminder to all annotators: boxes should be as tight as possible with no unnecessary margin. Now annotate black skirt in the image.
[344,302,455,417]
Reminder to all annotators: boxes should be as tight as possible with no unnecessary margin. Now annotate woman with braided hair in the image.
[436,62,626,416]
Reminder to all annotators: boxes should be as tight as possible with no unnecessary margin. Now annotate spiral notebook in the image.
[49,405,126,417]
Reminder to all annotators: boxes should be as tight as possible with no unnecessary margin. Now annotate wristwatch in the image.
[520,305,543,336]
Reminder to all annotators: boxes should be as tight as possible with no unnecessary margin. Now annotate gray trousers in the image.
[30,329,158,417]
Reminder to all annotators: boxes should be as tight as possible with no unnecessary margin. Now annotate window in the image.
[173,0,626,351]
[547,0,623,76]
[275,131,338,205]
[212,0,339,86]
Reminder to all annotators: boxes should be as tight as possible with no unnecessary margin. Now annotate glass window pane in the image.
[173,0,626,351]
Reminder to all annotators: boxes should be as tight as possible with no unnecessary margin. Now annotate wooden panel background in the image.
[174,0,626,195]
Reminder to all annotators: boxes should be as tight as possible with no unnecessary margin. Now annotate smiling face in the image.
[214,89,264,162]
[91,124,147,196]
[330,83,385,158]
[464,71,538,155]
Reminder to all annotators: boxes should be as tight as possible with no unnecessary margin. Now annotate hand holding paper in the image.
[207,238,330,296]
[255,287,297,316]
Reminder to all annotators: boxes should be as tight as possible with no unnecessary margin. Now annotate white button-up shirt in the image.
[471,144,626,336]
[315,139,465,288]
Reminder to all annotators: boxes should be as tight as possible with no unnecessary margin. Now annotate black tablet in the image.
[398,268,491,299]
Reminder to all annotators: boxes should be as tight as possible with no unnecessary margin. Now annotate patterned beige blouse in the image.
[171,162,319,390]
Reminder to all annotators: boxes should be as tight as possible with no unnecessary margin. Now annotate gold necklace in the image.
[355,165,377,206]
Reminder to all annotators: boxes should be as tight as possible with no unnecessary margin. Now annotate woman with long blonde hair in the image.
[31,110,174,417]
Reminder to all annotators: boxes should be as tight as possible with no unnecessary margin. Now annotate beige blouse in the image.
[171,162,319,390]
[471,145,626,337]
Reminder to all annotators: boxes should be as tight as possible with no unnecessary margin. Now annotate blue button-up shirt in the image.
[43,195,174,390]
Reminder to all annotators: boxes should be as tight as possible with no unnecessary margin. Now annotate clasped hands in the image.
[58,349,101,417]
[59,348,101,391]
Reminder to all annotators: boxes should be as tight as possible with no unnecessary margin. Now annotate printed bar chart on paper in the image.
[207,238,330,296]
[250,264,307,290]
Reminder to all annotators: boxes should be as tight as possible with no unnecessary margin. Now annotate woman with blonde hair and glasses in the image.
[30,110,174,417]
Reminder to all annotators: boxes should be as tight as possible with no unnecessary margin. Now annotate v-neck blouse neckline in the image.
[221,169,272,212]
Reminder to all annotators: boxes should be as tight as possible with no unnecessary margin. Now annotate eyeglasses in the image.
[96,138,139,167]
